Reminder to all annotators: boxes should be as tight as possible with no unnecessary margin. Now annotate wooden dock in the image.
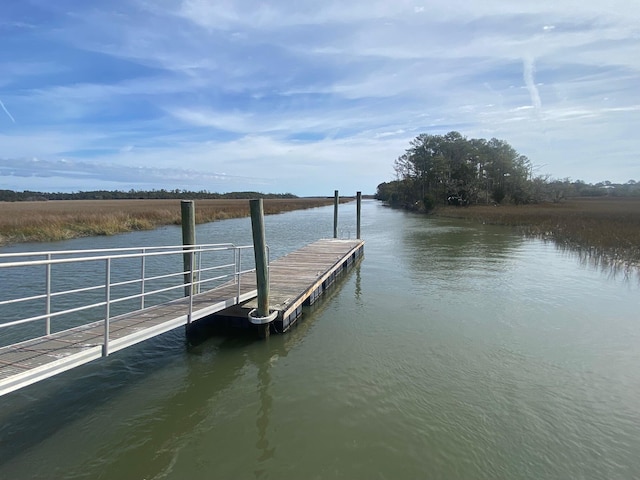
[0,238,364,396]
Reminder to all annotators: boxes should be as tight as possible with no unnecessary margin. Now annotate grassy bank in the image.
[434,197,640,268]
[0,198,348,246]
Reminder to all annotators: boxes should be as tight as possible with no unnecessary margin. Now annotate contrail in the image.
[523,57,542,109]
[0,99,16,123]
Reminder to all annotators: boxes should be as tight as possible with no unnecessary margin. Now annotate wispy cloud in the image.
[0,157,260,189]
[0,99,15,123]
[522,57,542,110]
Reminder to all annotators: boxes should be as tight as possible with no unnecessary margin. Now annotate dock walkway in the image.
[0,238,363,396]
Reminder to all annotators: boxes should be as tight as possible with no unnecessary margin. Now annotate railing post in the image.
[333,190,339,239]
[140,248,146,310]
[181,200,196,297]
[356,191,362,240]
[197,247,202,294]
[103,258,111,357]
[188,251,195,324]
[236,247,241,302]
[45,253,51,335]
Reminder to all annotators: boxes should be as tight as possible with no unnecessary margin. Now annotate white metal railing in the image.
[0,243,264,355]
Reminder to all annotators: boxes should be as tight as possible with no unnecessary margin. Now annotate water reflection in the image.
[401,218,524,283]
[354,264,362,304]
[400,214,640,285]
[554,242,640,283]
[255,356,274,463]
[250,256,362,477]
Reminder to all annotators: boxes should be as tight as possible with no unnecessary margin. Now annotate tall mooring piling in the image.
[181,199,197,296]
[248,198,276,338]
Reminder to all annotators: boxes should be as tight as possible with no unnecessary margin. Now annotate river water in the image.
[1,200,639,479]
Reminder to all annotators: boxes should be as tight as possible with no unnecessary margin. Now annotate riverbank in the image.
[433,197,640,268]
[0,198,347,246]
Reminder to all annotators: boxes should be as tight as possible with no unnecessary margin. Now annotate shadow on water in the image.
[0,333,263,478]
[0,330,189,465]
[76,337,258,480]
[0,334,258,477]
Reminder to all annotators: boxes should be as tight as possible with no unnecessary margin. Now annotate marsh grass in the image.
[435,197,640,269]
[0,198,345,246]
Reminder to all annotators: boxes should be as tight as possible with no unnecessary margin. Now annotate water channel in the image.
[1,200,639,479]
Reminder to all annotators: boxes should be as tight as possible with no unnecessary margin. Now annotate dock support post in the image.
[356,191,362,239]
[333,190,339,238]
[181,200,196,297]
[250,199,272,339]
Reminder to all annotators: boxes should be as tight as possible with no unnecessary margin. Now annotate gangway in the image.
[0,243,259,396]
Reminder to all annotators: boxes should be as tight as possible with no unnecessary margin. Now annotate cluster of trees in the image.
[377,131,532,209]
[541,179,639,200]
[0,189,298,202]
[376,131,638,210]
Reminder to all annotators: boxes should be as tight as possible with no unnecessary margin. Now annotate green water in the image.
[1,201,639,479]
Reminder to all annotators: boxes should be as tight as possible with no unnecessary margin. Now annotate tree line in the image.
[376,131,638,210]
[0,189,298,202]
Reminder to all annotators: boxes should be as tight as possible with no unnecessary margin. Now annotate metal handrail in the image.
[0,243,237,260]
[0,243,264,356]
[0,244,238,269]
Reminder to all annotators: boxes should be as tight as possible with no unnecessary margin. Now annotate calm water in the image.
[1,201,639,479]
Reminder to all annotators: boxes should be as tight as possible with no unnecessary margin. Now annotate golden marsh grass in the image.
[0,198,346,246]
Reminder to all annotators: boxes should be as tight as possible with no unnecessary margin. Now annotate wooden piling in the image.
[181,200,196,297]
[356,191,362,239]
[333,190,339,239]
[250,199,270,338]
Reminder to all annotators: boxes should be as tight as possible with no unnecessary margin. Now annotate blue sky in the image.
[1,0,638,195]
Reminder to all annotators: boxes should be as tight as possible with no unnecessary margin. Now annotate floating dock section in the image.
[215,238,364,332]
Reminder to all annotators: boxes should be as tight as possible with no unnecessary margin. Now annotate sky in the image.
[1,0,639,196]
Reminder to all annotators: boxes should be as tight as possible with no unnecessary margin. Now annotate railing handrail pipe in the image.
[0,243,237,260]
[0,244,242,270]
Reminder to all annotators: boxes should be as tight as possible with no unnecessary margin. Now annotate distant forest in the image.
[0,189,298,202]
[376,131,639,210]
